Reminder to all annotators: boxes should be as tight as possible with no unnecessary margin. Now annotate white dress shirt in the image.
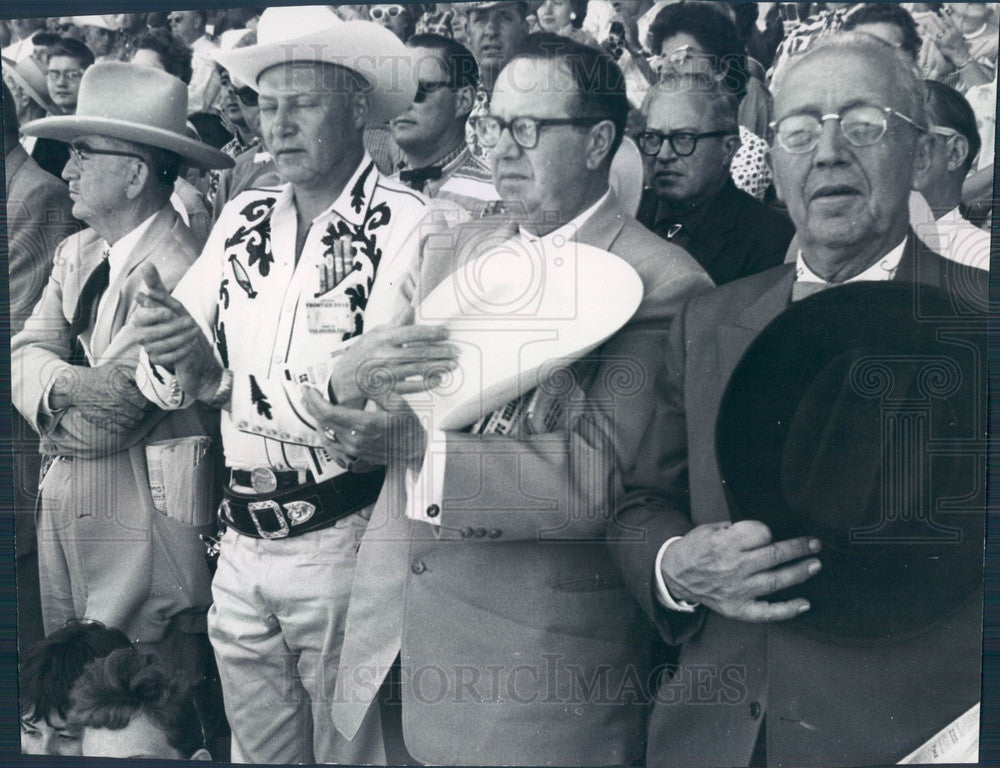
[404,190,611,525]
[654,237,907,612]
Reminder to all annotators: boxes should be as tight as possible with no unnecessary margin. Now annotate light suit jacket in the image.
[11,205,216,642]
[609,235,988,767]
[332,192,713,766]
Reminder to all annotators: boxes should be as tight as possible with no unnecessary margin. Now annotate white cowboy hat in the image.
[610,136,644,217]
[21,62,234,170]
[213,5,417,125]
[72,15,121,31]
[2,55,57,114]
[404,240,644,430]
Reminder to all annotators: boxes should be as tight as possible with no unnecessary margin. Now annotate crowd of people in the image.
[3,2,992,765]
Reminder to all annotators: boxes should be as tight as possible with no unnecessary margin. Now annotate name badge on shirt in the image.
[305,297,354,334]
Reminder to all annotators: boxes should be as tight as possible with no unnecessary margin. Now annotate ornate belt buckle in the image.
[247,500,290,539]
[251,467,279,494]
[284,500,316,526]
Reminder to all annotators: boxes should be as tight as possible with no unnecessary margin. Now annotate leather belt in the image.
[229,467,311,493]
[220,467,385,540]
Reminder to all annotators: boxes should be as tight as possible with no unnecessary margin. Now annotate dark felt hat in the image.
[716,281,985,645]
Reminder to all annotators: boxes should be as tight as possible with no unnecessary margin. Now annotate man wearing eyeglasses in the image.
[45,38,93,115]
[11,61,232,708]
[611,33,987,767]
[391,33,499,215]
[636,75,795,286]
[323,33,710,766]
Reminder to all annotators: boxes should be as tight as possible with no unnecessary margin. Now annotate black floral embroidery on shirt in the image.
[350,162,375,214]
[249,374,272,420]
[215,319,229,369]
[224,197,276,278]
[228,256,257,299]
[219,278,230,309]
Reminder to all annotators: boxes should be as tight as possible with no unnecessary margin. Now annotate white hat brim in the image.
[214,22,416,125]
[404,242,645,431]
[21,114,235,170]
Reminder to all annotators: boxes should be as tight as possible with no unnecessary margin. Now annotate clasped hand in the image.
[661,520,822,622]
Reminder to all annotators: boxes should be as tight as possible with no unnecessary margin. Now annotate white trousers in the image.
[208,515,385,764]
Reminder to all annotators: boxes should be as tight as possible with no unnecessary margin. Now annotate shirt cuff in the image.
[404,428,446,525]
[655,536,699,613]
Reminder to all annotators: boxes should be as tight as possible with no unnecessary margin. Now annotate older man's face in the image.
[167,11,204,45]
[61,135,142,224]
[257,63,362,192]
[467,7,527,76]
[771,48,926,255]
[489,56,595,220]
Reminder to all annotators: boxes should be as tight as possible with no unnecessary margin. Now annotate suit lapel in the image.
[718,266,796,377]
[90,207,177,359]
[572,191,628,251]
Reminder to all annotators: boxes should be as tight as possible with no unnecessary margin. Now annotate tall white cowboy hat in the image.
[404,240,644,430]
[214,5,417,125]
[21,62,234,170]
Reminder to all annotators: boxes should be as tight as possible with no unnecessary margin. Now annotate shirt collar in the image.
[104,207,163,283]
[399,141,468,174]
[518,189,610,247]
[795,238,907,285]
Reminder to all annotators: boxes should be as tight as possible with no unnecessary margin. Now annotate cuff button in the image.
[426,504,440,518]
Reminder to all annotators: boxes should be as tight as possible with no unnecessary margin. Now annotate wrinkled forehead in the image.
[492,57,577,115]
[773,47,902,118]
[257,61,362,96]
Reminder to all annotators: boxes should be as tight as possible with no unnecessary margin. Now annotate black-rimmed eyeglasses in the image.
[69,142,147,164]
[474,115,601,150]
[634,129,736,157]
[771,104,926,154]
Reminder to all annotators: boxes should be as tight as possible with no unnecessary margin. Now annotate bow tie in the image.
[398,165,443,192]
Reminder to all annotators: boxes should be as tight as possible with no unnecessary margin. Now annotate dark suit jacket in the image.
[609,235,986,767]
[638,178,795,286]
[332,192,714,766]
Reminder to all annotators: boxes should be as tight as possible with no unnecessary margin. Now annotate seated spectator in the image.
[130,27,193,83]
[167,10,221,112]
[368,3,418,42]
[636,74,794,284]
[391,32,499,213]
[915,3,996,92]
[72,16,119,62]
[20,620,132,756]
[45,38,94,114]
[69,648,211,760]
[648,1,774,199]
[909,79,989,270]
[536,0,599,47]
[841,3,921,61]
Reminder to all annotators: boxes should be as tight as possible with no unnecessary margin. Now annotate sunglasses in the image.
[233,85,258,107]
[414,80,452,103]
[370,5,405,20]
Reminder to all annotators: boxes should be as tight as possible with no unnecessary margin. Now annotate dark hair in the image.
[30,31,64,48]
[842,3,921,61]
[68,648,206,759]
[648,2,750,101]
[924,79,981,173]
[510,32,628,157]
[19,621,132,727]
[568,0,589,29]
[46,38,95,69]
[407,32,480,91]
[3,80,19,150]
[132,28,193,84]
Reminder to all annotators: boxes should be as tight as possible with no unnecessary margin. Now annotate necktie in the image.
[791,280,831,302]
[398,165,443,193]
[68,250,111,367]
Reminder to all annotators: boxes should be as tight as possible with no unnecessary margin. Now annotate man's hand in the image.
[131,263,223,404]
[327,325,458,404]
[301,385,427,465]
[661,520,821,622]
[48,363,150,434]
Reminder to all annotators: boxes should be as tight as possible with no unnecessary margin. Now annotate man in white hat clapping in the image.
[130,6,460,764]
[11,62,232,686]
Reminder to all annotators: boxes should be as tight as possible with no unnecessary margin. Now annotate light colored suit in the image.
[6,143,83,648]
[332,192,713,766]
[11,205,215,643]
[610,237,987,767]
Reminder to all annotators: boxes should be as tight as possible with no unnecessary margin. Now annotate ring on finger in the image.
[323,427,339,444]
